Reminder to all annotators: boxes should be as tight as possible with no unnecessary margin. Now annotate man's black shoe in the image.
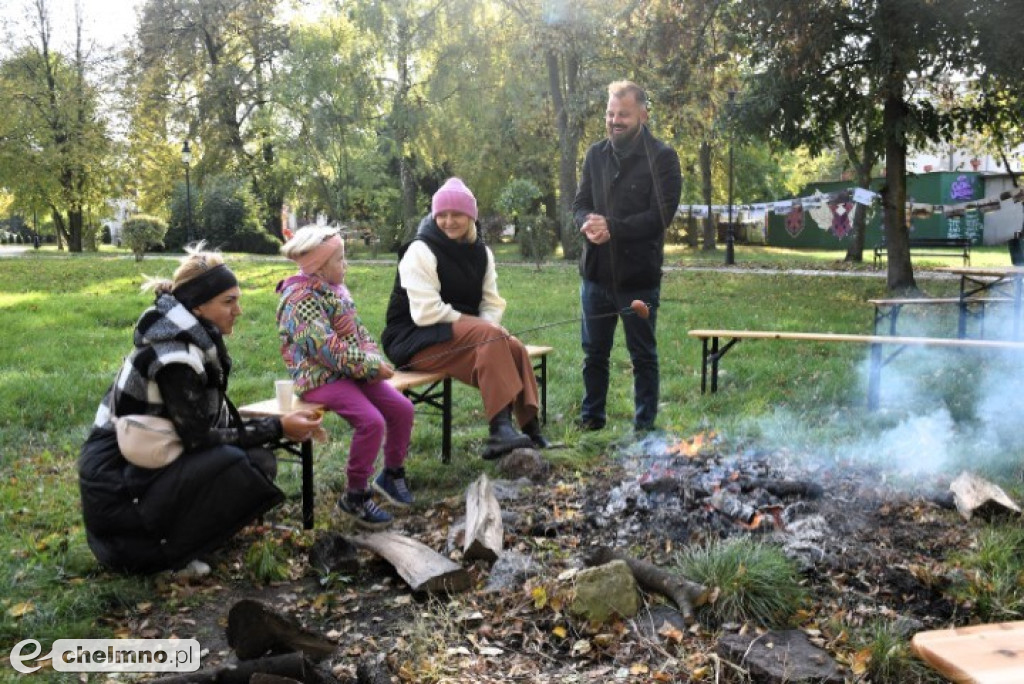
[575,417,606,431]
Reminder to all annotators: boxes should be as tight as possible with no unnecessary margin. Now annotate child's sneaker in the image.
[373,467,414,507]
[338,490,392,530]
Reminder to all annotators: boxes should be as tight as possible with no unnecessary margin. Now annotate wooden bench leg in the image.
[441,378,452,464]
[534,354,548,424]
[867,343,882,410]
[301,439,314,530]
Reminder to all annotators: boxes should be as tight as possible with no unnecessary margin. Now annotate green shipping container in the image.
[765,172,984,248]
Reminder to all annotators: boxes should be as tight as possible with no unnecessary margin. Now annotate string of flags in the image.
[676,186,1024,224]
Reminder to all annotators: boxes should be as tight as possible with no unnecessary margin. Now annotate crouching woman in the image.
[78,246,322,574]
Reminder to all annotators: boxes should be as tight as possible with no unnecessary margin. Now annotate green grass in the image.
[1,246,1023,681]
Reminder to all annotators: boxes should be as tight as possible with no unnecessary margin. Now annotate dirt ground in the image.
[130,431,988,683]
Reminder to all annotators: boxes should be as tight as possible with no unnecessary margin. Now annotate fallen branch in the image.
[584,547,708,624]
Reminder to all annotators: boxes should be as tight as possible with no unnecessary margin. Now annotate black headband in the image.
[171,263,239,310]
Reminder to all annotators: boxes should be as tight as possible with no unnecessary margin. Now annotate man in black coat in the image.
[572,80,683,433]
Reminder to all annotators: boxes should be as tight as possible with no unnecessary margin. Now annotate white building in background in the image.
[103,198,135,246]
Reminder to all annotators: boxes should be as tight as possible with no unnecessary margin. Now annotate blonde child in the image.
[277,226,414,529]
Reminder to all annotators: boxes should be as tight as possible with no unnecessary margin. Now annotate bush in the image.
[517,214,558,261]
[121,214,169,261]
[225,227,281,255]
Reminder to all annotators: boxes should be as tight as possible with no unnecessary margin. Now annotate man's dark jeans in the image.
[580,279,660,430]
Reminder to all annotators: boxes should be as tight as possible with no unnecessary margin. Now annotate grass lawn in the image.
[1,244,1023,679]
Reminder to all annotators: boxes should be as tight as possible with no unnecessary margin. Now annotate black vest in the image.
[381,218,488,367]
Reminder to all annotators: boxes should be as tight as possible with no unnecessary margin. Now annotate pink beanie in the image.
[432,178,478,220]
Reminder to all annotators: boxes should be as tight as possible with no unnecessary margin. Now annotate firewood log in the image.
[144,652,331,683]
[584,547,709,624]
[351,531,471,594]
[464,473,503,562]
[226,599,337,661]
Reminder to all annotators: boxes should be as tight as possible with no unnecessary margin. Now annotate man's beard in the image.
[608,122,643,149]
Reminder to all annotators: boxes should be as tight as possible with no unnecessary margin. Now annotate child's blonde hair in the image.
[281,225,341,260]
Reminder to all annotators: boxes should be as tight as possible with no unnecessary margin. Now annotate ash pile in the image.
[585,430,887,570]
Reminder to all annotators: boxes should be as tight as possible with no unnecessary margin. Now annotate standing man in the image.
[572,80,682,433]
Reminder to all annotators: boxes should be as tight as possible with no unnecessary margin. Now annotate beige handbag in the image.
[111,365,184,469]
[115,414,183,469]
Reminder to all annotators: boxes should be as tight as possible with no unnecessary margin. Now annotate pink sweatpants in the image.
[302,378,414,492]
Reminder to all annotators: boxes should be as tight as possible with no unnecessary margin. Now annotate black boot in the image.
[522,417,551,449]
[483,406,533,460]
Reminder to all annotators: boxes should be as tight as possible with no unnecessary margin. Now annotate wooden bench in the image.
[688,329,1024,412]
[238,344,553,529]
[873,237,972,267]
[869,297,1012,338]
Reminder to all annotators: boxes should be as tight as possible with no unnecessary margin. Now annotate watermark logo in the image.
[10,638,201,674]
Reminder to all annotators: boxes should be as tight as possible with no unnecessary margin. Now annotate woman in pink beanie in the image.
[381,178,549,459]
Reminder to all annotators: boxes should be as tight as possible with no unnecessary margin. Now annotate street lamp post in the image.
[181,141,193,245]
[725,90,736,266]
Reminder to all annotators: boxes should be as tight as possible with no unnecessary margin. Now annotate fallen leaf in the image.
[8,601,34,618]
[571,639,591,656]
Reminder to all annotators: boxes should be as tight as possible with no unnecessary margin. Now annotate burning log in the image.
[226,599,337,662]
[741,478,823,500]
[145,652,332,684]
[583,547,709,625]
[464,473,503,562]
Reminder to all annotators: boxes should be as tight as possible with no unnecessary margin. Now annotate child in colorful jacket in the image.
[277,225,414,529]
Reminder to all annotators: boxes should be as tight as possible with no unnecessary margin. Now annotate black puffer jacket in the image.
[78,294,284,573]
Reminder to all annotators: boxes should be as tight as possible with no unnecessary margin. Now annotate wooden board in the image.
[911,621,1024,683]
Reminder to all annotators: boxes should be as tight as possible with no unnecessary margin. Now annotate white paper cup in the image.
[275,380,295,412]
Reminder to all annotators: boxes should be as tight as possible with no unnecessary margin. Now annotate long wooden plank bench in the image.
[873,237,972,267]
[688,329,1024,412]
[239,344,553,529]
[869,297,1012,338]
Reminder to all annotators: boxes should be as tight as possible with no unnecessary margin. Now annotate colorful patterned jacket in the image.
[276,274,384,394]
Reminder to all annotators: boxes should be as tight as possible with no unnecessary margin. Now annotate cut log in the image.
[584,547,709,625]
[226,599,337,661]
[464,473,503,562]
[949,471,1022,520]
[145,652,330,684]
[351,531,471,594]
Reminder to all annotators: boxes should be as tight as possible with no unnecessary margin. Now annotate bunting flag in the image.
[785,204,804,237]
[675,185,1021,221]
[829,200,855,238]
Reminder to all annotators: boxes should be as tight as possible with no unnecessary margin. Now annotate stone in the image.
[308,532,359,576]
[496,448,550,482]
[717,630,845,683]
[569,559,639,622]
[482,549,540,593]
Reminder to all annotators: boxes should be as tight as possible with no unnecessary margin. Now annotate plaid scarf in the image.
[93,293,226,428]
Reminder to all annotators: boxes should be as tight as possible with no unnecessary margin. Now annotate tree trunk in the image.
[68,210,84,252]
[882,89,916,293]
[700,141,715,250]
[547,50,582,261]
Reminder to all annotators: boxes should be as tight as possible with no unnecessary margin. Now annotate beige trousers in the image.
[409,316,539,426]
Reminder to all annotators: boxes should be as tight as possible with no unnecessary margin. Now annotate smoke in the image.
[737,304,1024,489]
